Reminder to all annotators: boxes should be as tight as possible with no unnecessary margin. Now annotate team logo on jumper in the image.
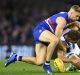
[39,30,42,33]
[39,27,45,33]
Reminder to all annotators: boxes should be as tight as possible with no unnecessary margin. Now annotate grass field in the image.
[0,60,80,75]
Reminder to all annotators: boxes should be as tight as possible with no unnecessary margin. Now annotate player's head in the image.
[68,5,80,21]
[64,30,80,43]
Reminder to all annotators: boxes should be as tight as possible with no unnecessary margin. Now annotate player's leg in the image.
[21,43,47,65]
[38,30,59,74]
[5,43,47,66]
[22,30,59,74]
[39,30,59,61]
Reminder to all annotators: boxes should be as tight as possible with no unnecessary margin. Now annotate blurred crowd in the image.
[0,0,79,45]
[0,0,50,45]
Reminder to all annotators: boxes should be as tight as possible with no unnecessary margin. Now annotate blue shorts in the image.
[33,21,52,44]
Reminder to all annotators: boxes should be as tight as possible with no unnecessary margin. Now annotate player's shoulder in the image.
[57,12,68,23]
[58,12,68,17]
[51,12,67,18]
[56,12,68,24]
[59,12,68,15]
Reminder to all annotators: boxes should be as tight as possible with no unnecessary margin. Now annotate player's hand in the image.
[70,55,80,64]
[69,55,80,69]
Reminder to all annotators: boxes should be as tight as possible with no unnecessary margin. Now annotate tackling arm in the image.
[55,17,66,39]
[58,41,80,64]
[57,41,72,63]
[58,40,66,51]
[64,21,80,30]
[57,49,72,63]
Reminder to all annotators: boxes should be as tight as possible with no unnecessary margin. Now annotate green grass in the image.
[0,60,80,75]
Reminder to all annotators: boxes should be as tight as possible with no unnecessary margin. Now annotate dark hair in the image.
[66,30,80,40]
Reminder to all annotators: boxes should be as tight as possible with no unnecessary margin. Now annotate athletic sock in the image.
[44,61,50,66]
[17,56,22,61]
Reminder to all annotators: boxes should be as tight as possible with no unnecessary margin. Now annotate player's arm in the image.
[57,40,72,63]
[58,40,66,51]
[64,22,76,30]
[58,44,80,63]
[55,17,66,39]
[75,21,80,28]
[58,47,80,69]
[57,49,71,63]
[58,41,75,63]
[64,21,80,30]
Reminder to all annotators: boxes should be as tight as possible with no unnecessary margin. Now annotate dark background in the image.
[0,0,80,59]
[0,0,80,45]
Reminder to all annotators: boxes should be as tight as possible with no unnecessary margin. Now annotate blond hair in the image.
[70,5,80,13]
